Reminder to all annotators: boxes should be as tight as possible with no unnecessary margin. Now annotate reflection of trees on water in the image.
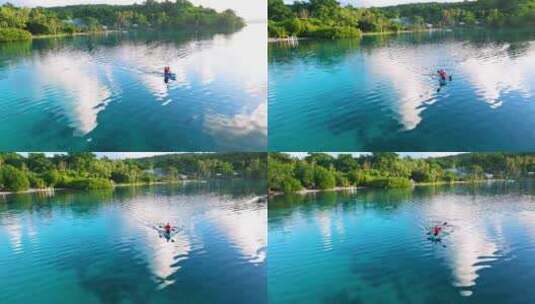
[0,180,266,302]
[1,25,267,150]
[0,41,32,70]
[270,29,535,67]
[270,29,535,151]
[270,181,535,299]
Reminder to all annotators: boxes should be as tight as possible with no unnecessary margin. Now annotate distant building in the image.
[144,168,189,180]
[64,18,88,29]
[391,17,412,26]
[445,167,467,177]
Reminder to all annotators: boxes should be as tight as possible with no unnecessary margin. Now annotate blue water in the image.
[0,24,266,151]
[269,182,535,303]
[0,180,267,304]
[269,30,535,151]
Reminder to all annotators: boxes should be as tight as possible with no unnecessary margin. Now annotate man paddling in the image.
[164,66,172,83]
[164,222,172,234]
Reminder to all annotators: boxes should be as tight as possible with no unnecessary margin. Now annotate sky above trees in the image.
[288,152,462,159]
[0,0,266,20]
[283,0,465,7]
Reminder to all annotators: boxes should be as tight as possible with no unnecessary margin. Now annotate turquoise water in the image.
[269,30,535,151]
[0,180,266,304]
[269,182,535,303]
[0,24,266,151]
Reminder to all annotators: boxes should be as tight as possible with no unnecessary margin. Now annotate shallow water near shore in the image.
[268,181,535,303]
[0,180,266,304]
[0,24,266,151]
[269,29,535,151]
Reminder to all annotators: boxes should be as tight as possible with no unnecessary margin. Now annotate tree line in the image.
[0,0,244,42]
[268,0,535,39]
[268,152,535,193]
[0,152,266,193]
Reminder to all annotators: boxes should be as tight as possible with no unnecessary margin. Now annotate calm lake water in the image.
[269,182,535,303]
[0,24,266,151]
[269,30,535,151]
[0,180,266,304]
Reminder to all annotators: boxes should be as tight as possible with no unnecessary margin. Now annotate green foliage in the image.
[64,178,113,190]
[0,1,245,38]
[335,172,350,187]
[268,156,297,192]
[0,28,31,42]
[281,176,303,193]
[295,162,315,188]
[43,169,61,186]
[309,26,361,39]
[268,152,535,193]
[0,165,30,192]
[111,170,135,184]
[0,152,265,192]
[268,0,535,38]
[28,174,47,189]
[314,166,336,190]
[367,177,413,189]
[141,174,156,184]
[268,20,288,38]
[269,0,293,21]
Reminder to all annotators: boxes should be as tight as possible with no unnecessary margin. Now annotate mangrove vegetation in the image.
[0,0,245,42]
[268,152,535,193]
[0,152,266,193]
[268,0,535,39]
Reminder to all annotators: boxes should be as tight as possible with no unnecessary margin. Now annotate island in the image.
[268,0,535,39]
[0,152,266,193]
[0,0,245,42]
[269,152,535,193]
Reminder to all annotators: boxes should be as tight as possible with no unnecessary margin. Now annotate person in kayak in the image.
[432,225,442,237]
[437,69,448,81]
[431,222,448,237]
[164,223,172,234]
[164,66,171,83]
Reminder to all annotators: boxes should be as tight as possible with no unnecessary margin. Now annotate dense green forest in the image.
[0,0,244,42]
[268,0,535,39]
[0,152,266,192]
[269,152,535,193]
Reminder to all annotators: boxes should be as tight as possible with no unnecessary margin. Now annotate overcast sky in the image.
[0,0,266,21]
[284,0,465,7]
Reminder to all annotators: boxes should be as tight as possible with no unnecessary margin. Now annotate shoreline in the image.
[0,179,205,196]
[0,187,57,196]
[270,179,513,196]
[32,30,123,40]
[270,186,359,197]
[268,28,450,43]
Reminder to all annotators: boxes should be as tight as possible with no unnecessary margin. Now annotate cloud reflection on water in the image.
[423,195,507,296]
[34,52,112,135]
[366,39,535,131]
[26,24,266,146]
[460,42,535,108]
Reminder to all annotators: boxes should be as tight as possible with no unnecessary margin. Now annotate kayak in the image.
[164,73,176,80]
